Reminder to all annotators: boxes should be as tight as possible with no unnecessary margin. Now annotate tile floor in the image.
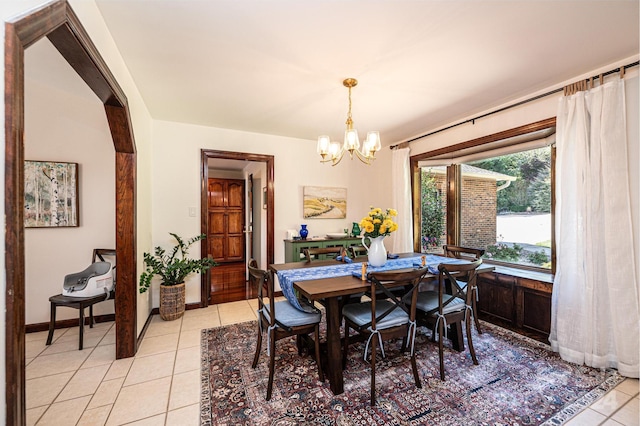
[26,299,639,425]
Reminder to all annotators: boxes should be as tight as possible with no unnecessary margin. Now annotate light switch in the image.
[188,207,196,217]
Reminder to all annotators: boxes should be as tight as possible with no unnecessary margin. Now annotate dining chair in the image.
[249,259,324,400]
[303,246,344,262]
[342,267,430,406]
[413,259,482,380]
[442,245,485,333]
[348,245,367,259]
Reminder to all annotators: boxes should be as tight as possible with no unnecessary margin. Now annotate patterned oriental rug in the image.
[200,320,621,425]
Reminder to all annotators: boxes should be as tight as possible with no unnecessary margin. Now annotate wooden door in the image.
[208,178,245,262]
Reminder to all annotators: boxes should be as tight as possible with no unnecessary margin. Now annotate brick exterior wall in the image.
[461,176,497,250]
[424,173,496,251]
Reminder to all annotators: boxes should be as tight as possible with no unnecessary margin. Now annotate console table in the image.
[284,236,363,262]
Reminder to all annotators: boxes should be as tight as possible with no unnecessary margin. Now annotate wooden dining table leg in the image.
[324,296,344,395]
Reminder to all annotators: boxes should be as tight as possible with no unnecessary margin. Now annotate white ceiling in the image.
[88,1,638,146]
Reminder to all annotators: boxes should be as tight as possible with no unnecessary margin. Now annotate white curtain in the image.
[550,77,639,378]
[391,147,413,253]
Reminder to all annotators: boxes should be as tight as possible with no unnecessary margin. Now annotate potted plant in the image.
[139,233,216,320]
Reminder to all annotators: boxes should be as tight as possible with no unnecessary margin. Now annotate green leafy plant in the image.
[528,250,550,265]
[139,233,216,293]
[421,170,445,250]
[484,241,523,262]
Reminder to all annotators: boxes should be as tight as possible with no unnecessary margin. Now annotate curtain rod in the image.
[390,60,639,149]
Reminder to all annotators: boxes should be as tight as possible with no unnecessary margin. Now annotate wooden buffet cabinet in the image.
[476,268,553,341]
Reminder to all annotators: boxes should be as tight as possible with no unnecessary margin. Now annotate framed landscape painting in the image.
[303,186,347,219]
[24,161,79,228]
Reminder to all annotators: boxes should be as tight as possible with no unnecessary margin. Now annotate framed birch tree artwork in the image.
[24,161,79,227]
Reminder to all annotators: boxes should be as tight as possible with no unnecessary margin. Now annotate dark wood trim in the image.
[412,117,556,162]
[200,150,275,306]
[5,1,137,423]
[5,21,27,426]
[25,314,116,334]
[115,152,137,358]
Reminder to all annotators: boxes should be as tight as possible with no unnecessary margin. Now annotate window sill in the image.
[482,263,554,284]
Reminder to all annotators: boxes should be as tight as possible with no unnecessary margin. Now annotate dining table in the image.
[269,252,493,395]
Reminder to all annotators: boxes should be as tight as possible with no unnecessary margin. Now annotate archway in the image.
[5,1,137,424]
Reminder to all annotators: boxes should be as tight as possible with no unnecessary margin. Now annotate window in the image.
[461,147,551,269]
[413,119,555,272]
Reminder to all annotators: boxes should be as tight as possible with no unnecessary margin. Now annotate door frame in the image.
[5,1,138,424]
[200,149,274,307]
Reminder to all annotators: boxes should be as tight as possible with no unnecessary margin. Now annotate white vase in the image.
[362,235,387,267]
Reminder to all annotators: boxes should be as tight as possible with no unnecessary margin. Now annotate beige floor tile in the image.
[177,329,202,349]
[166,403,199,426]
[616,378,640,396]
[168,370,200,410]
[26,405,47,426]
[87,377,125,410]
[612,397,640,426]
[103,357,133,381]
[25,340,48,359]
[174,346,200,374]
[145,318,183,338]
[218,301,256,325]
[124,351,176,386]
[105,376,171,426]
[37,395,91,426]
[601,420,625,426]
[56,364,110,402]
[125,414,166,425]
[564,408,607,426]
[26,330,52,343]
[183,305,218,318]
[180,314,221,331]
[81,344,116,369]
[135,333,179,357]
[26,357,35,367]
[26,372,73,409]
[77,405,111,426]
[40,333,105,356]
[591,389,635,416]
[26,349,91,380]
[99,330,116,346]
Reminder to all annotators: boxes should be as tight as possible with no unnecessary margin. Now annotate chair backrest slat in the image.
[437,259,482,313]
[368,268,431,329]
[303,246,344,262]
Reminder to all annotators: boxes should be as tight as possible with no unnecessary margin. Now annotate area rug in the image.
[200,320,622,425]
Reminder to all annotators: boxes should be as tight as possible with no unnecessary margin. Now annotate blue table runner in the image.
[275,254,468,312]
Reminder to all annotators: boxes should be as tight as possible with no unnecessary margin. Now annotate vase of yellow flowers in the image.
[359,207,398,267]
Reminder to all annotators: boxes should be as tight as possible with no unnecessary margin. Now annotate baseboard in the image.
[149,301,201,316]
[25,313,116,334]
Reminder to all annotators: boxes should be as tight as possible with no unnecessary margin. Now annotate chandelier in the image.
[317,78,381,166]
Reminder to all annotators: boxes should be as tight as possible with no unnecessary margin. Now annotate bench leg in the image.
[78,307,85,350]
[46,301,56,345]
[89,304,95,328]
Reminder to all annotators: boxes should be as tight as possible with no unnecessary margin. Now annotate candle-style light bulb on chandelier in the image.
[317,78,381,166]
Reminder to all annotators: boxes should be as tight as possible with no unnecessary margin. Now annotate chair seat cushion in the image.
[342,300,409,330]
[263,300,322,328]
[409,291,466,315]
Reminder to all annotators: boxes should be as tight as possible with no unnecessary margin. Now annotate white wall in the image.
[68,0,155,336]
[24,41,116,325]
[149,119,391,306]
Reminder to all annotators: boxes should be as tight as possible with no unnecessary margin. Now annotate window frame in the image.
[410,117,556,274]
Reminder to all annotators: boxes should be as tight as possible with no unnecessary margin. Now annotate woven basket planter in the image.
[159,282,186,321]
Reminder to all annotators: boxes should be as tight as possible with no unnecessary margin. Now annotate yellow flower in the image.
[360,206,399,238]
